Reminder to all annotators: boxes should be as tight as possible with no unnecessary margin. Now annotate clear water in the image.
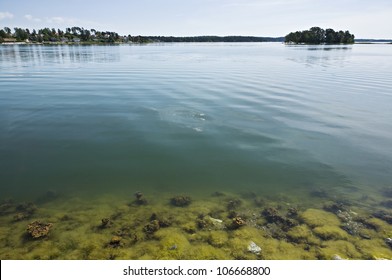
[1,43,392,199]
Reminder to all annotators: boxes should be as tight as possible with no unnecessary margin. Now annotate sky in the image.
[0,0,391,39]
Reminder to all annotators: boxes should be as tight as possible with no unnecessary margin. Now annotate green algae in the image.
[257,238,315,260]
[1,189,391,260]
[353,238,392,259]
[365,217,392,234]
[317,240,363,259]
[187,244,229,260]
[300,208,341,227]
[313,225,350,240]
[287,224,320,245]
[181,221,197,233]
[207,231,229,247]
[154,228,191,259]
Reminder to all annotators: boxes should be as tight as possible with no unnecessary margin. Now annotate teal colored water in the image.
[1,43,391,199]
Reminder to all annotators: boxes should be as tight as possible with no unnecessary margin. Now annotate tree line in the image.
[285,27,355,44]
[0,26,151,44]
[1,26,284,44]
[147,36,284,43]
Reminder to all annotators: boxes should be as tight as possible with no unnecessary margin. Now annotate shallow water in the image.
[1,43,392,198]
[0,43,391,259]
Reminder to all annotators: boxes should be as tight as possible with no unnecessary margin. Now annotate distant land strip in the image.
[0,26,391,44]
[0,26,284,44]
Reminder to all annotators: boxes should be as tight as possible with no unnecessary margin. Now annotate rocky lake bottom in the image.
[1,185,391,260]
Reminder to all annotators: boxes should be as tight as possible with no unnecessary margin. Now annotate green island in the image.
[0,26,283,44]
[285,27,355,44]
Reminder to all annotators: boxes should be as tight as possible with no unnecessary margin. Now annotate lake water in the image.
[1,43,391,199]
[1,43,392,260]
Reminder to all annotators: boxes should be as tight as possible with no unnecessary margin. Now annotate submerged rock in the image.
[262,207,298,230]
[134,191,148,205]
[209,216,223,225]
[230,216,246,229]
[113,226,139,243]
[13,212,29,222]
[100,218,112,228]
[109,236,122,248]
[332,254,346,260]
[373,210,392,224]
[196,215,208,229]
[209,216,226,230]
[16,202,37,215]
[227,199,242,211]
[385,238,392,248]
[143,220,160,234]
[170,195,191,207]
[135,191,143,200]
[196,215,225,230]
[342,220,363,236]
[149,213,172,228]
[262,207,283,223]
[26,221,53,239]
[334,210,364,236]
[248,241,262,255]
[0,200,15,215]
[287,207,299,218]
[263,223,287,240]
[11,202,37,222]
[323,202,348,214]
[227,210,238,219]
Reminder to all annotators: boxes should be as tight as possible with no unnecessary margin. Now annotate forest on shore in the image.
[0,26,283,44]
[1,26,362,45]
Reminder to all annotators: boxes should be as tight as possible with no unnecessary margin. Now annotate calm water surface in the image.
[1,43,391,199]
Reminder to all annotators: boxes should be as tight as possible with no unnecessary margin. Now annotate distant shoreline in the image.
[0,37,285,45]
[2,26,391,45]
[1,41,391,46]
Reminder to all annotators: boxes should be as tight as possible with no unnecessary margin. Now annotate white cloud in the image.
[24,14,100,27]
[24,14,42,22]
[0,11,14,20]
[46,17,67,24]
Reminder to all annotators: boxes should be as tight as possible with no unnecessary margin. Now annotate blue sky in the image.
[1,0,391,38]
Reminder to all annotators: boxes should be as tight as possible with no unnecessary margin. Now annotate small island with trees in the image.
[285,27,355,44]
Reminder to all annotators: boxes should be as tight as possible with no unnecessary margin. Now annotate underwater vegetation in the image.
[0,186,391,260]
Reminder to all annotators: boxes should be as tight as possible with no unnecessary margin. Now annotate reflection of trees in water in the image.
[0,45,120,66]
[285,44,353,68]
